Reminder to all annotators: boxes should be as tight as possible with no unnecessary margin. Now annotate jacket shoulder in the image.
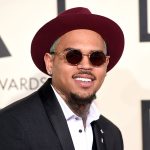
[0,91,40,116]
[97,115,124,150]
[99,115,120,130]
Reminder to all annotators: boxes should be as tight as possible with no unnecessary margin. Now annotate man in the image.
[0,7,124,150]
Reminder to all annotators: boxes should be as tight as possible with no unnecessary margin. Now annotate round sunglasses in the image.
[50,48,108,67]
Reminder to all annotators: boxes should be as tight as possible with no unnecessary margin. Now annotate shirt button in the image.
[75,117,79,120]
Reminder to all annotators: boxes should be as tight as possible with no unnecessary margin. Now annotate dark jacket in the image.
[0,79,123,150]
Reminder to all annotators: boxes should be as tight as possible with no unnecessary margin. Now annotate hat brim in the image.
[31,13,124,74]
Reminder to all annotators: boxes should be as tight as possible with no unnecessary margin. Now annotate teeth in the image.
[75,78,92,82]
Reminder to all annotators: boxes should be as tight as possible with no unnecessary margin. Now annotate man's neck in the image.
[66,102,91,129]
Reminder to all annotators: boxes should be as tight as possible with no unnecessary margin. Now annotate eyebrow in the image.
[64,47,106,53]
[64,48,80,52]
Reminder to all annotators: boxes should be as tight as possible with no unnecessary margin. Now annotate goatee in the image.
[68,93,96,106]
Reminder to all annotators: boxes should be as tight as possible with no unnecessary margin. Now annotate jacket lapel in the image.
[91,121,106,150]
[38,79,75,150]
[95,116,112,150]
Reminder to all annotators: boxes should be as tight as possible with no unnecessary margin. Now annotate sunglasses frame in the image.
[50,48,109,67]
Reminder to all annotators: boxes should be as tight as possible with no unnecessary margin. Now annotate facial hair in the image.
[68,92,96,106]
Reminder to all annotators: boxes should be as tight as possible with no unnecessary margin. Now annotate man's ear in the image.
[106,56,110,66]
[44,53,53,75]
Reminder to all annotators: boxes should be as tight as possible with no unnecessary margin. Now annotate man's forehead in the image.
[50,29,106,53]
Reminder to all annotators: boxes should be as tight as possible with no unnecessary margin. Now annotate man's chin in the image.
[68,92,96,106]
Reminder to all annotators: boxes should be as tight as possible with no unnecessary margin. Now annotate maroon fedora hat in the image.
[31,7,124,74]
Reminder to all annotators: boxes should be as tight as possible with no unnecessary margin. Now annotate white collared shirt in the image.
[51,86,101,150]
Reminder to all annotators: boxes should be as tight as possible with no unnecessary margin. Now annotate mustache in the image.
[73,70,96,79]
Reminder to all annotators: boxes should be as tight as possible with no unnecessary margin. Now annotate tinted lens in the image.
[90,51,106,66]
[66,50,82,65]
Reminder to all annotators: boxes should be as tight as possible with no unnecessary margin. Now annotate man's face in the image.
[44,29,109,102]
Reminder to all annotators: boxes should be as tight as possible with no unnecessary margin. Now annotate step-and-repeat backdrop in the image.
[1,0,150,150]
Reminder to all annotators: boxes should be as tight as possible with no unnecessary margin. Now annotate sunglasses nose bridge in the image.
[82,53,91,61]
[82,53,90,57]
[77,53,93,68]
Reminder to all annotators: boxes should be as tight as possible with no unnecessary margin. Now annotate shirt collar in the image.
[51,85,101,126]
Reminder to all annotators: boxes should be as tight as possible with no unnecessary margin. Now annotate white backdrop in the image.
[1,0,150,150]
